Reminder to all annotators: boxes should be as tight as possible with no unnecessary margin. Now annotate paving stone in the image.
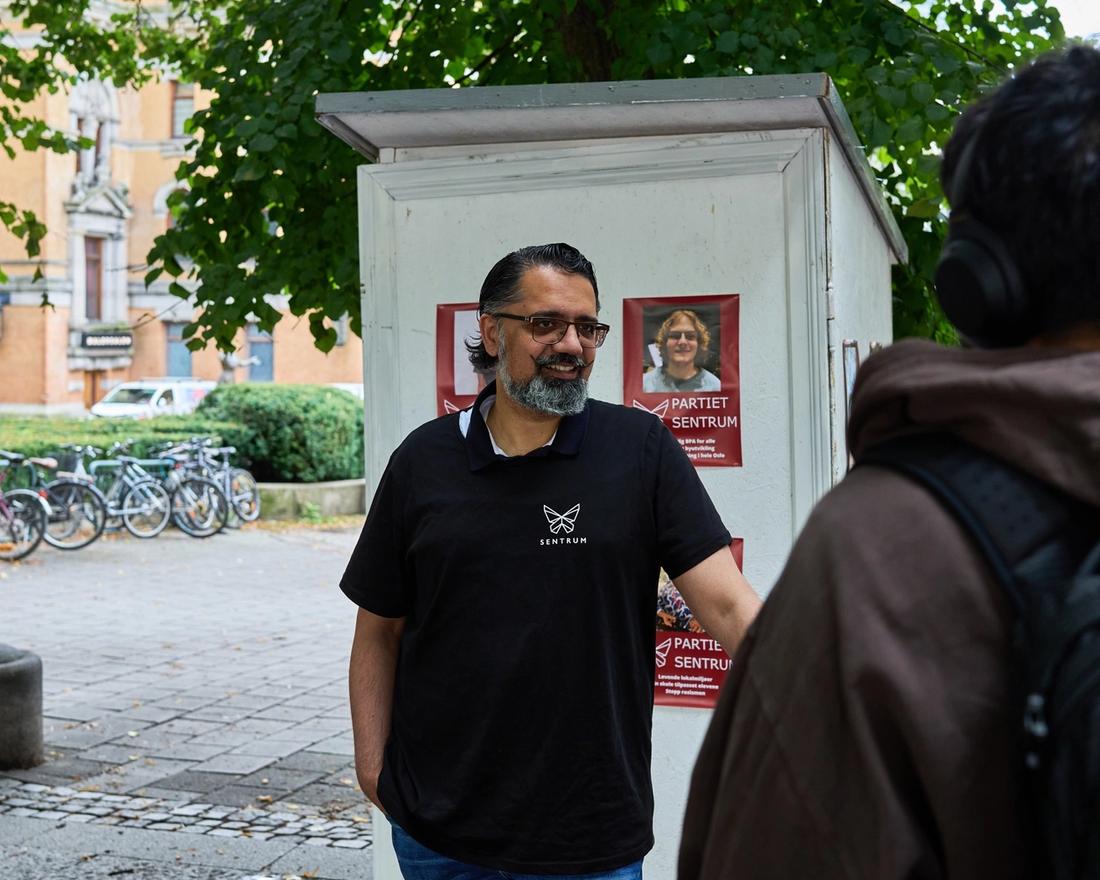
[116,704,183,723]
[333,839,370,849]
[303,837,332,847]
[270,753,352,774]
[281,784,361,810]
[251,705,319,723]
[230,739,306,759]
[237,768,325,792]
[171,802,214,816]
[193,754,275,775]
[144,742,227,762]
[35,810,67,820]
[303,736,355,757]
[155,718,227,737]
[154,770,237,794]
[184,707,252,724]
[78,743,149,763]
[186,729,257,748]
[206,785,275,808]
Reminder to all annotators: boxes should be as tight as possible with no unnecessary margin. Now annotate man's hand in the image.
[673,545,761,657]
[348,608,405,811]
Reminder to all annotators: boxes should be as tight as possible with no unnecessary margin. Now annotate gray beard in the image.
[496,333,589,417]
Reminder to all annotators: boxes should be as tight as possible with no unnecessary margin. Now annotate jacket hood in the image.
[848,338,1100,507]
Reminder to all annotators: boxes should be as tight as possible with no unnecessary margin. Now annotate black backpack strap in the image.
[857,433,1089,617]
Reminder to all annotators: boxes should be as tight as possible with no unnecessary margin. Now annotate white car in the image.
[90,379,216,419]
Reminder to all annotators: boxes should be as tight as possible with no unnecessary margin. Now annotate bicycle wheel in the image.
[171,477,229,538]
[0,489,48,560]
[120,481,171,538]
[229,468,261,522]
[43,480,107,550]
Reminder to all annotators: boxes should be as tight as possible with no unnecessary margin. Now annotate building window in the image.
[171,81,194,138]
[247,326,273,382]
[85,237,103,322]
[166,323,192,377]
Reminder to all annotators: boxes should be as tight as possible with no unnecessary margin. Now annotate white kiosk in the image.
[317,74,906,880]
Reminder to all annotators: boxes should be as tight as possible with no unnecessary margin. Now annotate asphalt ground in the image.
[0,521,370,880]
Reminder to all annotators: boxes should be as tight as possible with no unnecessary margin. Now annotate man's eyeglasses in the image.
[668,330,698,342]
[493,313,611,348]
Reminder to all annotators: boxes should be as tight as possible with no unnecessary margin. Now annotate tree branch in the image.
[455,25,523,86]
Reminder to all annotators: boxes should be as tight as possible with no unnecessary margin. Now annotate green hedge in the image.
[197,384,363,482]
[0,415,248,460]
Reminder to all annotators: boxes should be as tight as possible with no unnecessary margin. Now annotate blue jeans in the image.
[390,822,643,880]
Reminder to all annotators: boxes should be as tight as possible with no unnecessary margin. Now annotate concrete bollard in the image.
[0,643,43,769]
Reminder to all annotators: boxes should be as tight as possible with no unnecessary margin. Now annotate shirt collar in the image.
[465,380,590,472]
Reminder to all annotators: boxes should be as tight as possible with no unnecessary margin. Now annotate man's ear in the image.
[479,313,501,358]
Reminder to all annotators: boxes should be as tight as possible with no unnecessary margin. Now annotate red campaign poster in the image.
[622,294,742,467]
[436,303,494,417]
[655,539,744,708]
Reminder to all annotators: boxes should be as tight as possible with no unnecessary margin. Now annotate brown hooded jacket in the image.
[678,339,1100,880]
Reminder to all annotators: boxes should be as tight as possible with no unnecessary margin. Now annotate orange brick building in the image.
[0,23,362,415]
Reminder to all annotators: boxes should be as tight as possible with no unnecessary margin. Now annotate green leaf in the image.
[233,158,266,182]
[646,42,672,65]
[715,31,740,54]
[250,132,278,152]
[327,44,352,64]
[906,197,943,219]
[911,82,934,103]
[895,117,924,144]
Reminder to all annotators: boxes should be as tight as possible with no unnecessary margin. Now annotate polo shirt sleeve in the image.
[339,456,408,618]
[651,422,732,579]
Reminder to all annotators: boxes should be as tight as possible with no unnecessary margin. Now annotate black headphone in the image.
[934,118,1033,348]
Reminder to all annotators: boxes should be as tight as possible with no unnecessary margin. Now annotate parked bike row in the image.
[0,437,261,561]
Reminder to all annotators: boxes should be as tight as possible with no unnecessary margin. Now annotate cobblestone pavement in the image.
[0,524,371,880]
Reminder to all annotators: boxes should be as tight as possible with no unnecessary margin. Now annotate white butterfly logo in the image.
[655,637,672,669]
[632,399,670,418]
[543,503,580,535]
[443,400,460,414]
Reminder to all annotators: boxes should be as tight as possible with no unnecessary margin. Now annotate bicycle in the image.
[0,457,48,561]
[88,448,173,539]
[95,442,229,539]
[0,448,108,551]
[157,438,260,527]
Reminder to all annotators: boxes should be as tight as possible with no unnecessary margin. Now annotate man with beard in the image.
[341,242,760,879]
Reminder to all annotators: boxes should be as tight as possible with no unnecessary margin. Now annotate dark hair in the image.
[465,243,599,370]
[940,45,1100,335]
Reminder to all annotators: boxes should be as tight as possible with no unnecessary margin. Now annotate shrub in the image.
[0,415,248,461]
[197,384,363,482]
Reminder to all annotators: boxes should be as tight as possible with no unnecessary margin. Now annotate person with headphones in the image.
[677,46,1100,880]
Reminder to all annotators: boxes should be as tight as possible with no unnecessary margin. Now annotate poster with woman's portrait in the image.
[654,538,744,708]
[436,303,494,416]
[623,294,742,467]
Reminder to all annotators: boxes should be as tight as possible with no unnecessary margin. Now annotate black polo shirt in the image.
[340,383,731,873]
